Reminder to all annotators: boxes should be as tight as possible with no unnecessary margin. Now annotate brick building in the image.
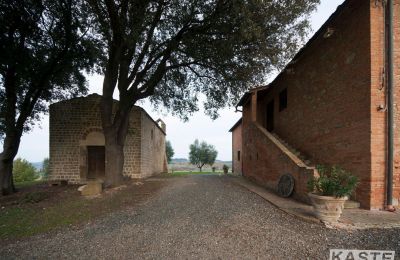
[230,0,399,210]
[49,94,168,184]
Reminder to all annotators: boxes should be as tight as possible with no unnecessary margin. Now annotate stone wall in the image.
[139,111,167,178]
[49,94,166,183]
[49,94,104,183]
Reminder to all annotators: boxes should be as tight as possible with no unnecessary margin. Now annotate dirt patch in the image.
[0,179,167,243]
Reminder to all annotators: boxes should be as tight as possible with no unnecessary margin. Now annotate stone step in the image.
[271,132,312,166]
[344,200,361,209]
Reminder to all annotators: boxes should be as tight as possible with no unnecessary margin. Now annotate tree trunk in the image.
[0,131,21,195]
[104,131,124,187]
[101,105,130,187]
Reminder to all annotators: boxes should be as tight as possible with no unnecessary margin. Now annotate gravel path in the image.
[1,175,399,259]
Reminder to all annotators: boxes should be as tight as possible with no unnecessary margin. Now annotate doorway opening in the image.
[87,146,105,180]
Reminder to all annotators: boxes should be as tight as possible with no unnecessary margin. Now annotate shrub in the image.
[222,164,229,174]
[307,165,358,198]
[40,158,50,179]
[212,167,216,173]
[13,158,38,183]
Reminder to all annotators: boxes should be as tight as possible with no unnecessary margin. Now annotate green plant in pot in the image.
[307,165,358,223]
[222,165,229,175]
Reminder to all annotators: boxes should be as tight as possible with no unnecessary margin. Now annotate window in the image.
[266,100,274,132]
[237,151,241,161]
[279,88,287,111]
[151,129,154,140]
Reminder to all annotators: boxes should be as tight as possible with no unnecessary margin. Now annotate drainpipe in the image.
[386,0,395,211]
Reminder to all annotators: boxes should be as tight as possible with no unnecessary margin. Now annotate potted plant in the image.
[222,165,229,175]
[307,165,358,223]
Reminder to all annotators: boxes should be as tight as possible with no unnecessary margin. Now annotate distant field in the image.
[168,171,225,177]
[168,159,232,172]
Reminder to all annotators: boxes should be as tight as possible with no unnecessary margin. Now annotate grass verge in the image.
[0,180,165,241]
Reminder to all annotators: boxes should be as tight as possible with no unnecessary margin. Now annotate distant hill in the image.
[171,158,188,163]
[31,162,43,171]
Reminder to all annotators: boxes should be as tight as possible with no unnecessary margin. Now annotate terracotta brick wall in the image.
[242,0,385,209]
[232,122,243,175]
[370,0,400,208]
[394,0,400,207]
[242,120,316,202]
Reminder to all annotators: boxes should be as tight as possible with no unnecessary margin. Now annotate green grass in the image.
[0,195,96,238]
[0,180,166,240]
[169,171,223,177]
[0,199,92,239]
[14,180,44,188]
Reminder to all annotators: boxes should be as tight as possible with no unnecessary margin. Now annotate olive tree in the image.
[189,139,218,172]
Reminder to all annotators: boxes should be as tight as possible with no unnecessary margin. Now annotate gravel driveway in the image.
[1,175,399,259]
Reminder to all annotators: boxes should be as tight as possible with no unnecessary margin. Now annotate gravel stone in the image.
[0,175,399,259]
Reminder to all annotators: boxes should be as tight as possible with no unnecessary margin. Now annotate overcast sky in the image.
[14,0,345,162]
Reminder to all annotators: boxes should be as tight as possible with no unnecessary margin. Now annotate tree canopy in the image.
[13,158,38,183]
[189,139,218,172]
[166,140,174,164]
[86,0,319,185]
[88,0,319,118]
[0,0,99,194]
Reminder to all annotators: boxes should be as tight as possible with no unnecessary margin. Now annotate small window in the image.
[279,88,287,111]
[151,129,154,140]
[237,151,241,161]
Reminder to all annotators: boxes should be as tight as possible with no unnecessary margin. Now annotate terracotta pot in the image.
[308,193,348,223]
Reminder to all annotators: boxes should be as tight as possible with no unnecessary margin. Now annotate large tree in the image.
[189,139,217,172]
[86,0,319,186]
[166,140,174,164]
[0,0,98,194]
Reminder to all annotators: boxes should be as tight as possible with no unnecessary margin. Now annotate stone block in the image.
[79,181,103,196]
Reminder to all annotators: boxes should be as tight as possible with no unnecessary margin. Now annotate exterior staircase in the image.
[270,130,360,209]
[271,132,313,167]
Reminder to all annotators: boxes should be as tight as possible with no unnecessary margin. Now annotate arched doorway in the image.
[79,130,105,181]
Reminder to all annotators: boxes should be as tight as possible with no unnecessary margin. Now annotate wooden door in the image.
[87,146,105,180]
[266,99,274,132]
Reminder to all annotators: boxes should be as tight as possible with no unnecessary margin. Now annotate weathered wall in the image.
[393,0,400,207]
[370,0,400,208]
[242,0,378,208]
[122,107,142,178]
[139,111,167,178]
[242,121,316,202]
[49,94,165,183]
[49,94,105,183]
[231,122,243,175]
